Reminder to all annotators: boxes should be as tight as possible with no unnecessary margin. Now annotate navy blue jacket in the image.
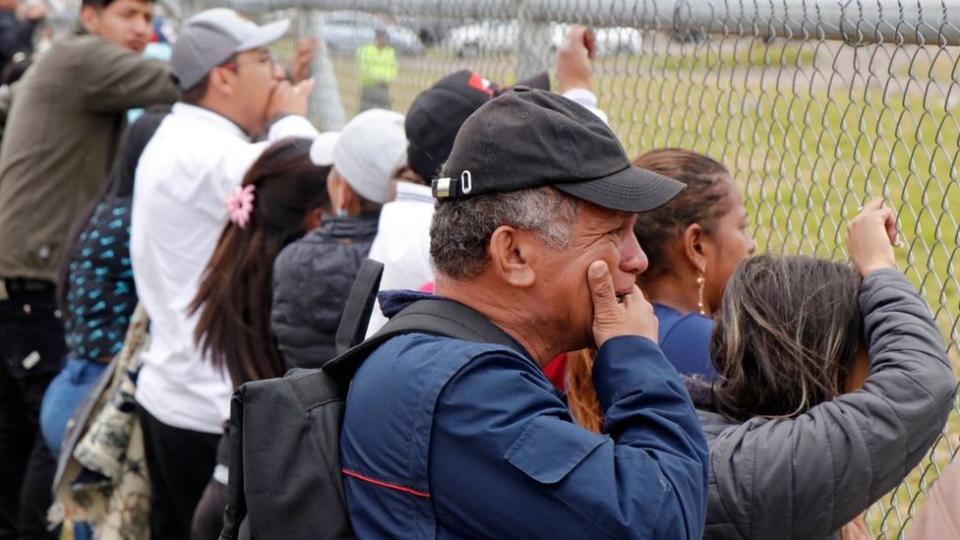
[0,10,36,75]
[341,297,709,539]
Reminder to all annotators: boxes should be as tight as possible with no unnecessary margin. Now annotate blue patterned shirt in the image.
[64,198,137,361]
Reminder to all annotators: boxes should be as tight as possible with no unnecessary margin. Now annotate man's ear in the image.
[682,222,709,274]
[208,67,235,98]
[338,183,356,214]
[488,226,536,288]
[329,171,356,214]
[80,5,101,34]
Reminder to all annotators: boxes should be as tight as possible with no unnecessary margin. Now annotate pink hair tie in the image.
[226,184,256,229]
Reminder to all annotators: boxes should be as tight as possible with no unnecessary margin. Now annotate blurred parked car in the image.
[556,24,644,55]
[318,11,425,56]
[444,20,517,57]
[445,20,642,57]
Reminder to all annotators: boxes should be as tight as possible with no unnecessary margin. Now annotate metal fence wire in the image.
[191,0,960,536]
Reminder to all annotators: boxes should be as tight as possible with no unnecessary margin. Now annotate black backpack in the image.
[219,259,519,540]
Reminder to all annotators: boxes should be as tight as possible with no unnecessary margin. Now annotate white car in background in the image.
[444,20,643,57]
[444,20,518,57]
[574,25,644,55]
[318,11,425,56]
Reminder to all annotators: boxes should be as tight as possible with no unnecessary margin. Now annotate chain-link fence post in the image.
[515,0,551,81]
[303,9,347,130]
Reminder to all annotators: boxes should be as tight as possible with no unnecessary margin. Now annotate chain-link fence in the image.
[192,0,959,536]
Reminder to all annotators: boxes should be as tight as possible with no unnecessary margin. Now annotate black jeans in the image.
[0,289,66,540]
[138,404,219,540]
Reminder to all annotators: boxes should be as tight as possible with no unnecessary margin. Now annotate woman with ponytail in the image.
[190,136,333,387]
[188,136,333,540]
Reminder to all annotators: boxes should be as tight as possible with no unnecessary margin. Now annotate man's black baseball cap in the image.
[433,87,684,213]
[405,70,550,181]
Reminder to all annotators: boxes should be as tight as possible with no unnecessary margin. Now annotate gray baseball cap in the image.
[171,8,290,91]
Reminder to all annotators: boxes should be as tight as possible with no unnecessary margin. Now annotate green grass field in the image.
[279,31,959,537]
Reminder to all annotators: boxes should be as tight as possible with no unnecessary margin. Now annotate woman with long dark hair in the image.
[188,136,332,539]
[190,136,332,387]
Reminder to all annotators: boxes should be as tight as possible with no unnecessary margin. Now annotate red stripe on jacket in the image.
[341,468,431,499]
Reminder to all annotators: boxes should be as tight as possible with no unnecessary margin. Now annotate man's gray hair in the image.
[430,186,579,280]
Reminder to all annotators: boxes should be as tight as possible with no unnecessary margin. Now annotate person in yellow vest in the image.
[357,28,396,111]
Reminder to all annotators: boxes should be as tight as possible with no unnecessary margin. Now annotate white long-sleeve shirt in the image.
[364,181,436,337]
[131,103,319,433]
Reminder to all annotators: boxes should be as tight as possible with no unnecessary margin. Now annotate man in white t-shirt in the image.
[365,25,608,336]
[129,8,319,537]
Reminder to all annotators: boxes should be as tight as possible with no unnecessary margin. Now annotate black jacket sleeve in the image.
[0,12,36,63]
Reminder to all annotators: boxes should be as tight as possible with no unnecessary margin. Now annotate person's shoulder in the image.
[673,311,714,332]
[78,36,170,78]
[370,333,529,378]
[653,303,681,322]
[357,333,530,396]
[697,411,776,466]
[377,332,523,360]
[60,34,119,56]
[273,226,346,278]
[132,117,179,171]
[297,222,338,248]
[654,306,715,376]
[89,34,145,56]
[154,105,210,135]
[49,35,136,77]
[444,340,541,386]
[274,228,324,266]
[661,309,713,343]
[378,201,433,229]
[139,107,225,158]
[696,409,738,440]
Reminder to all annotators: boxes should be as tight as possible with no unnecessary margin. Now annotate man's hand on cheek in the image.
[588,260,658,347]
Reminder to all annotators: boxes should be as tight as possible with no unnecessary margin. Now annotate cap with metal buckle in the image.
[437,88,685,213]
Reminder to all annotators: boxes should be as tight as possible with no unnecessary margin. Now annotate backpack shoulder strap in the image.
[334,258,384,356]
[322,298,524,379]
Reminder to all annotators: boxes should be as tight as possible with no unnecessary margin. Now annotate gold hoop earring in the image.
[696,273,706,315]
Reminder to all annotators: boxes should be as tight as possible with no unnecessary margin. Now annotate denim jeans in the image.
[39,358,107,540]
[39,357,109,456]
